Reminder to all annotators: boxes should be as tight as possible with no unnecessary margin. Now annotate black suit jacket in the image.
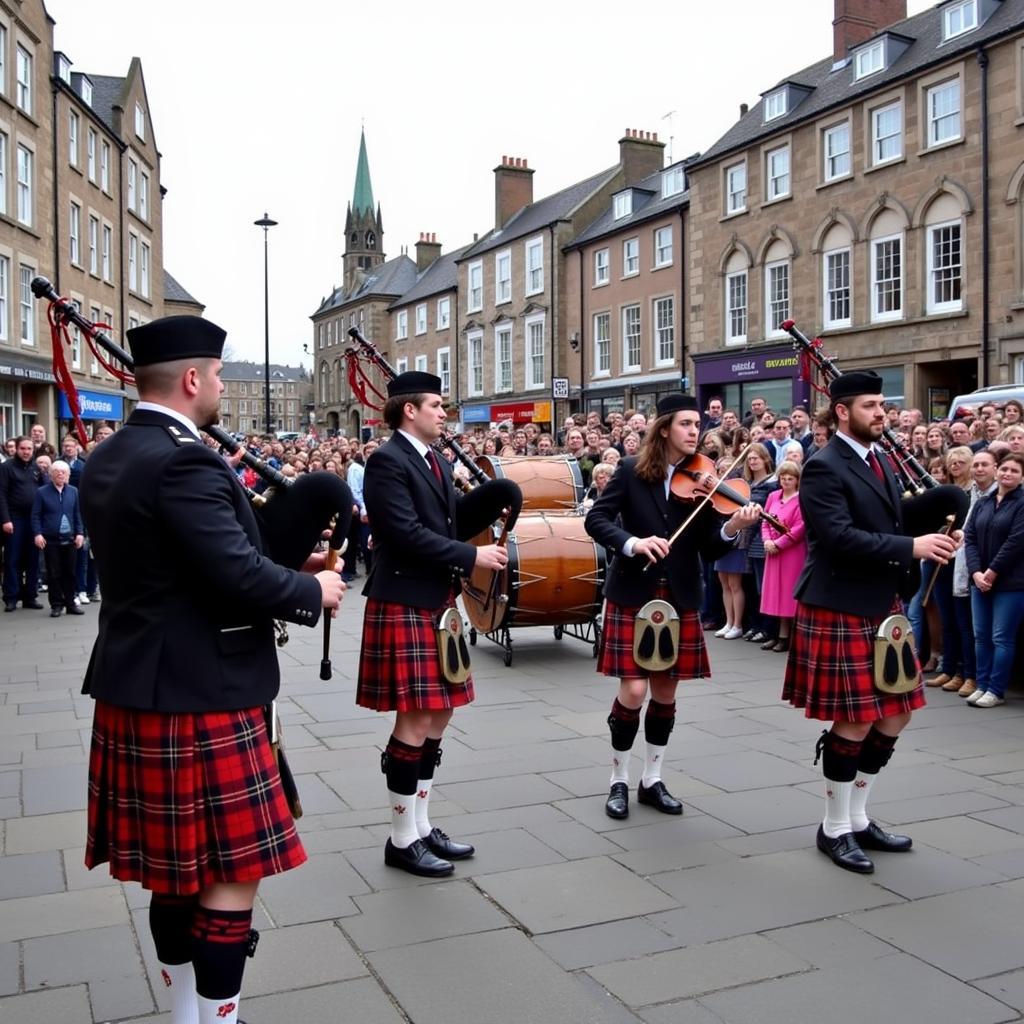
[584,457,735,609]
[80,409,322,712]
[794,435,914,617]
[362,433,477,608]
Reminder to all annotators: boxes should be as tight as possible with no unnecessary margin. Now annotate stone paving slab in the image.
[534,917,683,970]
[0,984,93,1023]
[0,886,128,943]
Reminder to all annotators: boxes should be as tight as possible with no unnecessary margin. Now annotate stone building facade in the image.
[219,361,312,435]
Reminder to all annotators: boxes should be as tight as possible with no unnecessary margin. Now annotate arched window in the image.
[922,192,963,315]
[763,239,791,339]
[821,222,853,329]
[335,361,345,401]
[365,231,376,250]
[319,363,329,405]
[868,208,905,323]
[724,249,748,345]
[350,231,358,246]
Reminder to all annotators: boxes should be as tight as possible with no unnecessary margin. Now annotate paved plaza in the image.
[3,592,1024,1023]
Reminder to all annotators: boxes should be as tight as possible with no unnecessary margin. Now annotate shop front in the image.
[584,371,681,424]
[0,356,57,442]
[692,346,809,419]
[489,400,552,428]
[58,388,125,433]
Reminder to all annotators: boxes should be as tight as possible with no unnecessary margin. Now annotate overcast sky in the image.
[49,0,933,369]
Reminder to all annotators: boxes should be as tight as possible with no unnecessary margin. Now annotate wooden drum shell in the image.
[475,455,584,512]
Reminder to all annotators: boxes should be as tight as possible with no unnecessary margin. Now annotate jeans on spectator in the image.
[908,562,939,668]
[970,587,1024,698]
[952,595,977,680]
[929,562,957,674]
[701,557,724,626]
[43,542,77,610]
[3,516,38,604]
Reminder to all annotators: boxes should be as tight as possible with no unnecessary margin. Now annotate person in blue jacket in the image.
[31,459,84,617]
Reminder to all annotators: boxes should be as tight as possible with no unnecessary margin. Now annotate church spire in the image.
[343,128,384,291]
[352,128,375,218]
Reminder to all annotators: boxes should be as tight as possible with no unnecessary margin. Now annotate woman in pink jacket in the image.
[759,460,807,652]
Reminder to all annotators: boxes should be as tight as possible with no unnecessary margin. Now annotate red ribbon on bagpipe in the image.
[795,332,831,401]
[345,348,388,412]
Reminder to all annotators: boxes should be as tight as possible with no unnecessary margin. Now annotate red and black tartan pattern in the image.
[85,702,306,895]
[598,588,709,681]
[357,597,475,712]
[783,602,925,722]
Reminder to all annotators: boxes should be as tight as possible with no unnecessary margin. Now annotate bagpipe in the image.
[781,318,969,545]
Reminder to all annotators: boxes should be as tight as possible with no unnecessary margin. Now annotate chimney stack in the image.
[833,0,907,62]
[415,232,442,272]
[494,156,534,230]
[618,128,666,184]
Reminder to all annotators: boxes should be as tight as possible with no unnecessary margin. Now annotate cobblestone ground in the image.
[3,591,1024,1023]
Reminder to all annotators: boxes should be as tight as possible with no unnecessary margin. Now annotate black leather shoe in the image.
[423,827,474,860]
[854,821,912,852]
[50,607,62,617]
[816,824,874,873]
[65,605,85,615]
[637,780,683,815]
[3,602,14,612]
[384,838,454,877]
[605,782,629,819]
[23,600,44,610]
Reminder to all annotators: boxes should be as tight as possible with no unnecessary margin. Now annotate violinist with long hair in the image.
[585,394,760,820]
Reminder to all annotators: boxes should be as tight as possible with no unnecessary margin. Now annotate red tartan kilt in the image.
[357,597,475,712]
[598,589,709,681]
[783,601,925,722]
[85,702,306,895]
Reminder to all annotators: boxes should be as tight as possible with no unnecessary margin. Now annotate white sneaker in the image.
[723,626,745,639]
[78,592,90,605]
[972,692,1005,708]
[714,625,732,638]
[73,595,80,606]
[965,689,986,705]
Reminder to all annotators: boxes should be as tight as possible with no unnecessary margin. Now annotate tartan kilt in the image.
[598,587,709,681]
[783,601,926,722]
[357,597,475,712]
[85,702,306,895]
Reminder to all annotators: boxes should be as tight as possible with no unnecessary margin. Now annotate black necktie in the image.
[425,449,443,482]
[866,450,885,483]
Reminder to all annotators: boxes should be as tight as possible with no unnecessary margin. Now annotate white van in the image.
[946,385,1024,421]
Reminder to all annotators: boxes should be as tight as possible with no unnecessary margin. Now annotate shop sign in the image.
[694,350,800,382]
[491,401,551,424]
[462,405,491,424]
[58,388,123,420]
[0,360,56,384]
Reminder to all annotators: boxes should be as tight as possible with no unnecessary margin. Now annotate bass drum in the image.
[475,455,584,511]
[462,511,605,635]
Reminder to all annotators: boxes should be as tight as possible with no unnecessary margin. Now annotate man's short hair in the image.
[383,392,428,430]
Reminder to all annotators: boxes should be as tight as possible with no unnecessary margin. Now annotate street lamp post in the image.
[254,212,278,435]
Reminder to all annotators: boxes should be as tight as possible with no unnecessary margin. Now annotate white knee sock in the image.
[197,992,241,1024]
[848,772,876,832]
[641,742,668,787]
[610,748,630,785]
[388,789,421,848]
[822,779,855,838]
[415,778,434,839]
[158,961,198,1024]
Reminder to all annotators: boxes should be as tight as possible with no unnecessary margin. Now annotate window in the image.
[824,249,851,328]
[594,248,610,285]
[763,89,787,121]
[927,80,961,146]
[140,241,150,298]
[15,45,30,114]
[824,123,850,181]
[69,202,81,265]
[871,235,903,322]
[0,256,9,340]
[396,357,408,374]
[622,305,641,370]
[437,296,450,330]
[496,249,511,303]
[927,222,962,313]
[437,347,451,395]
[525,317,545,389]
[623,237,639,276]
[662,165,685,198]
[19,265,33,345]
[127,159,137,211]
[239,400,248,415]
[0,26,6,96]
[854,40,885,80]
[395,309,408,339]
[613,191,633,219]
[128,234,138,292]
[766,145,790,200]
[467,261,482,312]
[654,226,673,267]
[100,142,110,191]
[654,297,675,364]
[593,312,611,375]
[68,111,79,167]
[495,326,512,392]
[87,128,96,181]
[415,303,427,335]
[134,102,145,140]
[16,145,31,226]
[943,0,977,40]
[468,332,483,396]
[414,355,427,373]
[140,171,149,220]
[872,102,902,164]
[80,78,92,106]
[525,237,543,294]
[726,270,748,345]
[102,224,112,281]
[89,307,100,374]
[70,305,81,368]
[765,260,790,336]
[0,133,6,216]
[726,162,746,214]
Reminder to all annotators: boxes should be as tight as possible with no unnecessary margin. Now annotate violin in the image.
[669,453,791,537]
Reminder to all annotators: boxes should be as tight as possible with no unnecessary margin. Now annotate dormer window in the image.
[79,76,92,106]
[763,89,787,122]
[56,54,72,84]
[661,165,685,198]
[943,0,978,39]
[613,191,633,219]
[854,40,885,79]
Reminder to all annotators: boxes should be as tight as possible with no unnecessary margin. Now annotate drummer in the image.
[585,394,760,819]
